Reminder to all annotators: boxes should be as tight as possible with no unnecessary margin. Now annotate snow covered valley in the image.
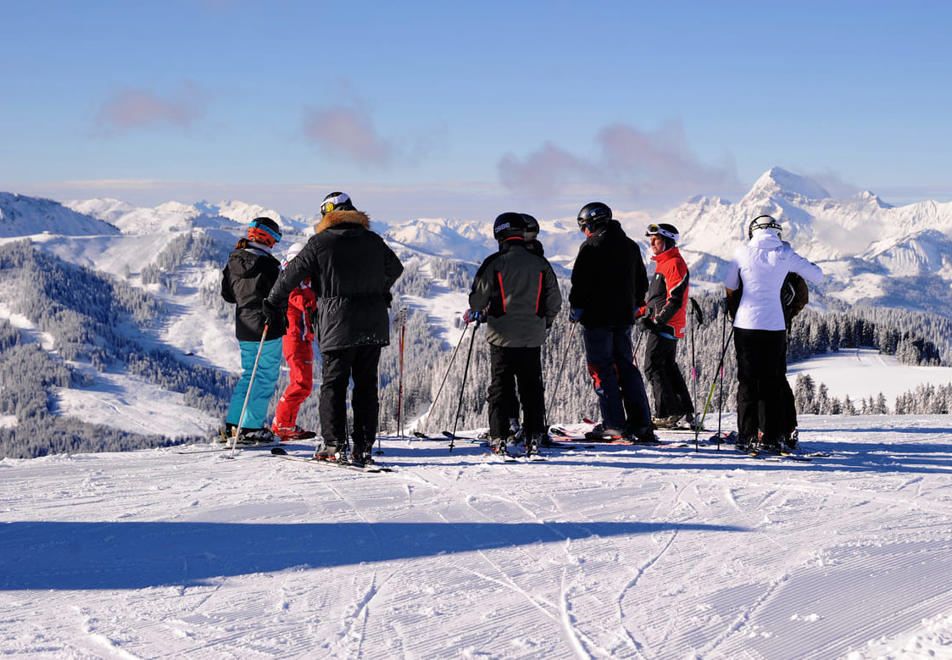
[2,415,950,658]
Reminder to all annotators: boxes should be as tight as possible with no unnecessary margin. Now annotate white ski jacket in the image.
[724,229,823,331]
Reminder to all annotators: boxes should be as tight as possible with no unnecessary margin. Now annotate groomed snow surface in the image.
[2,415,951,659]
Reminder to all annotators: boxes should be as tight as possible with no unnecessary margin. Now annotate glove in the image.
[463,309,484,324]
[262,298,287,330]
[640,316,659,332]
[569,308,583,323]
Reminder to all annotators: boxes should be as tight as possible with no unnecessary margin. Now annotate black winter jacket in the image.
[221,243,285,342]
[469,239,562,348]
[568,220,648,328]
[267,210,403,352]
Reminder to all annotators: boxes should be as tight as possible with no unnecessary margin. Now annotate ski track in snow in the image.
[1,416,952,658]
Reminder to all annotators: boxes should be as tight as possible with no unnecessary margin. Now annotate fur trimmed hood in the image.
[314,209,370,234]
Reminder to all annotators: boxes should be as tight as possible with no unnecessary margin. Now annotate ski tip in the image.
[270,447,288,455]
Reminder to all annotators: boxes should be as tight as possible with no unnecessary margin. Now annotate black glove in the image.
[640,316,659,332]
[262,298,287,330]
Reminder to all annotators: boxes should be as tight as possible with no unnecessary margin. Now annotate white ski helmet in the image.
[282,241,306,269]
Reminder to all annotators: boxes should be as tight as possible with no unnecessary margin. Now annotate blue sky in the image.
[3,0,951,221]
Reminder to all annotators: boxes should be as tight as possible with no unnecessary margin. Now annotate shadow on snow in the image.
[0,520,748,591]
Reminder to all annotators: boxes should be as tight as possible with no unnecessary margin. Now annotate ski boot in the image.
[272,424,317,442]
[236,427,279,445]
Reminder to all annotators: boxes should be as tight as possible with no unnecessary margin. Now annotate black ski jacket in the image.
[469,239,562,348]
[267,210,403,352]
[569,220,648,328]
[221,243,285,342]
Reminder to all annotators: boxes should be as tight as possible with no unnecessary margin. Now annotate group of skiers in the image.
[221,192,403,466]
[221,192,822,465]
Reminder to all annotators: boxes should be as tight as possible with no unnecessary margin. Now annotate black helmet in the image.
[748,214,782,240]
[577,202,611,231]
[321,191,356,216]
[645,223,680,243]
[521,213,539,241]
[493,212,527,242]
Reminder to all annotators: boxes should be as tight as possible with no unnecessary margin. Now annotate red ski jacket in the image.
[644,246,689,339]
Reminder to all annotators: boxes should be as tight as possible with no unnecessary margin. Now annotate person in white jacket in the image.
[724,215,823,452]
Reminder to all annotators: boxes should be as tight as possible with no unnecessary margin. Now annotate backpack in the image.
[781,272,809,326]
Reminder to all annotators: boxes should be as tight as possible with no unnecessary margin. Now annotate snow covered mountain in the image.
[663,167,952,309]
[1,168,952,454]
[0,192,121,238]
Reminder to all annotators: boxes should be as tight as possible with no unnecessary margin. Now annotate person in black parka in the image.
[568,202,654,442]
[265,192,403,465]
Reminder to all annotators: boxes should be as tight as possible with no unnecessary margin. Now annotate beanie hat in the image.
[321,191,356,216]
[247,217,282,247]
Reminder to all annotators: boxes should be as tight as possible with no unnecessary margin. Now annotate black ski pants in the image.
[643,331,694,419]
[733,328,787,443]
[487,345,545,440]
[581,325,652,438]
[319,345,381,453]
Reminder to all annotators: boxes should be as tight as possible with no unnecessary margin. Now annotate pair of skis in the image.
[269,446,394,473]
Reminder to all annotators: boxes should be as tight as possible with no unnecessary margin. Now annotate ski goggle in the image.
[248,220,281,246]
[645,224,679,242]
[748,215,783,240]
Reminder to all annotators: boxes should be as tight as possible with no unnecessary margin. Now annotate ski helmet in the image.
[645,223,680,244]
[493,212,527,242]
[320,191,356,216]
[247,217,282,247]
[748,214,782,240]
[521,213,540,241]
[282,241,306,269]
[577,202,611,231]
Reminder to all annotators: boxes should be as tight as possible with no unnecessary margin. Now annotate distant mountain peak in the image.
[747,167,831,201]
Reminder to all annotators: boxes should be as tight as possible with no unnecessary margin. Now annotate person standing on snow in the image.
[640,223,697,430]
[465,212,562,457]
[264,192,403,466]
[568,202,654,443]
[724,214,822,453]
[220,217,286,443]
[270,242,318,441]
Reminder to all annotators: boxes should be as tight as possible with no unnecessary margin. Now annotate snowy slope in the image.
[0,193,120,238]
[1,415,950,658]
[788,348,952,401]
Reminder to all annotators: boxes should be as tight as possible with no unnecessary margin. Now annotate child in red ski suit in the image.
[271,243,318,440]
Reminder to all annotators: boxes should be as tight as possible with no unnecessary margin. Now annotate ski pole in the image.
[397,311,406,440]
[716,300,728,449]
[419,323,469,436]
[449,319,480,452]
[689,297,703,422]
[695,324,735,451]
[230,324,269,458]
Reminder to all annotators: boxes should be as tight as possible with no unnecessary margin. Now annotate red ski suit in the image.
[272,282,317,432]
